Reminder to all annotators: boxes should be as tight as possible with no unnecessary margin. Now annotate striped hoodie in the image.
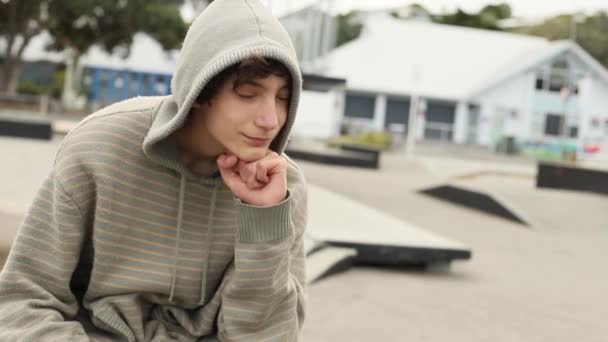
[0,1,307,341]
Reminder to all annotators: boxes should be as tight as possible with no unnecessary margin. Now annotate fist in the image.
[216,151,288,206]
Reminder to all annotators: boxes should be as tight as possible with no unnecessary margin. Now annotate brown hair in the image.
[196,57,292,104]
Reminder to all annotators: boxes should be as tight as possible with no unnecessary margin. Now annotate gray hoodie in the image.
[0,0,307,341]
[144,0,302,173]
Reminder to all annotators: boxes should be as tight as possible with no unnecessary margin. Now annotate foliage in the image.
[0,0,187,95]
[17,70,64,98]
[0,0,47,93]
[432,4,512,31]
[45,0,187,55]
[328,131,393,151]
[513,12,608,68]
[335,11,363,47]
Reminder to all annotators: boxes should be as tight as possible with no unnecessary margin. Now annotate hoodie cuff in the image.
[237,191,293,243]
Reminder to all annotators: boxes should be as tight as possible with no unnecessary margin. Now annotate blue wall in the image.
[88,67,172,105]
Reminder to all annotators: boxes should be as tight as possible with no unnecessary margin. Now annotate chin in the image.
[235,147,270,162]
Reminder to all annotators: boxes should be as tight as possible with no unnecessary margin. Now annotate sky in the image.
[263,0,608,19]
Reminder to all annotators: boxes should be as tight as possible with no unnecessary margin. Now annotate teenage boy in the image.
[0,0,307,340]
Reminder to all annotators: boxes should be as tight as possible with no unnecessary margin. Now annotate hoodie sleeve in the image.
[0,149,90,340]
[218,159,307,341]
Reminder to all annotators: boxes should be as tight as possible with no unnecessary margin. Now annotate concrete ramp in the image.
[307,185,471,268]
[304,234,356,284]
[419,183,532,226]
[286,141,380,169]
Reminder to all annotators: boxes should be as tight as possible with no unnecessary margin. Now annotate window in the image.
[544,113,564,136]
[385,97,410,130]
[535,77,544,90]
[344,93,376,119]
[540,57,580,95]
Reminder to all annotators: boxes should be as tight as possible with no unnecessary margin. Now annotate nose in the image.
[254,99,280,130]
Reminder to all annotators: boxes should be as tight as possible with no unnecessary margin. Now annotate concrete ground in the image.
[1,136,607,341]
[297,148,608,342]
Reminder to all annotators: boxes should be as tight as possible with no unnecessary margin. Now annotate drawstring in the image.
[199,182,219,305]
[169,173,187,303]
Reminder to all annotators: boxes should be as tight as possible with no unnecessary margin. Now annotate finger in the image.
[217,165,250,195]
[217,154,238,170]
[255,152,287,176]
[217,155,250,193]
[243,163,265,189]
[256,162,269,183]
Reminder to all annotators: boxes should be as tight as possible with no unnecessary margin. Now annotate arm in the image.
[217,154,307,341]
[0,156,90,340]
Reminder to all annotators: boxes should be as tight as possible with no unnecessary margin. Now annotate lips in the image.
[242,134,271,146]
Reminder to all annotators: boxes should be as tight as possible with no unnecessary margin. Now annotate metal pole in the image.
[405,66,420,156]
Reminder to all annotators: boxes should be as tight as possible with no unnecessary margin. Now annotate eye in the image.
[235,89,256,99]
[277,93,290,102]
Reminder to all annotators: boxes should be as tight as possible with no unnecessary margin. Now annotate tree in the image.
[45,0,187,107]
[336,11,362,47]
[0,0,187,102]
[0,0,47,94]
[433,4,513,31]
[513,12,608,68]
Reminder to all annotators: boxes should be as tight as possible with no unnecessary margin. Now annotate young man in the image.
[0,0,307,341]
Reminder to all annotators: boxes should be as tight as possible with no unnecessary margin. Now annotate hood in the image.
[143,0,302,175]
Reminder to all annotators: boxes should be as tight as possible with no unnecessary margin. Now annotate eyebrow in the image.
[239,80,290,92]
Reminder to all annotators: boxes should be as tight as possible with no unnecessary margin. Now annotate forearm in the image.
[219,197,306,341]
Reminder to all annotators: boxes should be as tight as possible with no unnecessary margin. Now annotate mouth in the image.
[242,134,272,147]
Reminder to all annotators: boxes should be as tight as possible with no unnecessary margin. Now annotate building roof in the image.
[467,40,608,100]
[322,14,566,101]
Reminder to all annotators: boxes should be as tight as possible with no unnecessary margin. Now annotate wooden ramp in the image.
[307,185,472,268]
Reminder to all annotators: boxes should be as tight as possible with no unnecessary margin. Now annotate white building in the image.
[319,14,608,149]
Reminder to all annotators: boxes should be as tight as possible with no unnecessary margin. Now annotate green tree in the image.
[0,0,187,100]
[335,11,362,47]
[0,0,47,94]
[513,12,608,68]
[433,4,512,31]
[44,0,187,107]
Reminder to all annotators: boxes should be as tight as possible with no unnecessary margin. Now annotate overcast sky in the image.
[264,0,608,19]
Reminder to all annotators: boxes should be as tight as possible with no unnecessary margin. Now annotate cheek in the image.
[278,107,289,128]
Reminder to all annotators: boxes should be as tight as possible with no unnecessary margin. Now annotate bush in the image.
[328,131,392,150]
[17,71,64,99]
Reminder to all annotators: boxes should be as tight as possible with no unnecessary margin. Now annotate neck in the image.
[174,126,221,177]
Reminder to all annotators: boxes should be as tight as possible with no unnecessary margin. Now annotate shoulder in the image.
[53,96,166,184]
[56,96,165,158]
[63,96,164,141]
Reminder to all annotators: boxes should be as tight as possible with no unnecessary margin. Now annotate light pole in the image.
[405,65,421,157]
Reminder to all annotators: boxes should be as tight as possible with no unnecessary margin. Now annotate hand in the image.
[216,152,288,206]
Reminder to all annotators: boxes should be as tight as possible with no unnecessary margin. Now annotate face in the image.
[184,73,291,162]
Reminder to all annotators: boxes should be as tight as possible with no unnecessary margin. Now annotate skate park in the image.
[1,126,607,341]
